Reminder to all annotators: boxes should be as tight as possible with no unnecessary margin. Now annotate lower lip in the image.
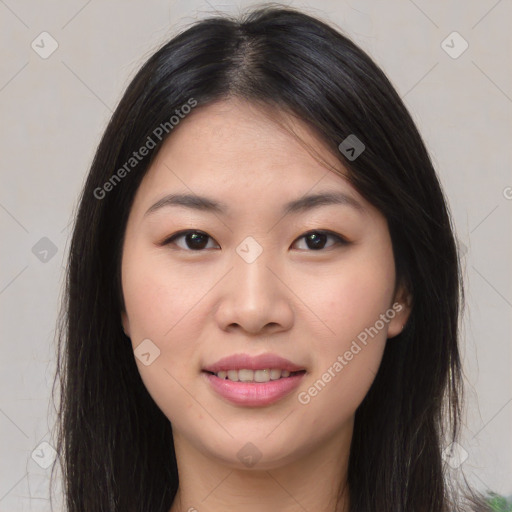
[203,371,306,407]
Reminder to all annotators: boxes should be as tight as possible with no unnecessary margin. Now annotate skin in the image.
[121,98,411,512]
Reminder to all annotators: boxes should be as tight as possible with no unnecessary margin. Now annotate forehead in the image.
[131,98,369,216]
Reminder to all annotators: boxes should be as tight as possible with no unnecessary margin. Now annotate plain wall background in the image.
[1,0,511,509]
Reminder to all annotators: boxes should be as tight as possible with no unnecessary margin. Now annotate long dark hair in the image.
[51,4,492,511]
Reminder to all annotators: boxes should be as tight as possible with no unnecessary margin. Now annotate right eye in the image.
[162,230,220,251]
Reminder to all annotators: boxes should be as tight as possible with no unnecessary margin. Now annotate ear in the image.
[386,284,412,339]
[121,310,131,338]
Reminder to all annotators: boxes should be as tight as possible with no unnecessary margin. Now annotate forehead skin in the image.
[127,97,383,238]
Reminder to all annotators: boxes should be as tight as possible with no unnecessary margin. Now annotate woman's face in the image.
[121,98,410,469]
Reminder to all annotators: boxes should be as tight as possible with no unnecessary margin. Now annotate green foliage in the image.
[487,493,512,512]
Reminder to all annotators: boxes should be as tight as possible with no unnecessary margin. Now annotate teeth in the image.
[213,368,297,382]
[270,369,282,380]
[238,369,254,382]
[227,370,239,381]
[254,369,269,382]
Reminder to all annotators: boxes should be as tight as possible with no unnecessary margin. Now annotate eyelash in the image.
[160,229,350,252]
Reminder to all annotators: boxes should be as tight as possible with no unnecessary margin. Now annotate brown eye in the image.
[162,229,348,252]
[164,230,220,251]
[292,230,348,251]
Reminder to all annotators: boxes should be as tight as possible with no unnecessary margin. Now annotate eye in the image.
[292,230,349,251]
[162,230,220,251]
[161,229,349,252]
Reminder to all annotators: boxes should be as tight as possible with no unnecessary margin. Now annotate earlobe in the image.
[387,287,412,339]
[121,311,130,337]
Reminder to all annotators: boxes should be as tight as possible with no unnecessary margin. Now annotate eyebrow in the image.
[144,191,365,217]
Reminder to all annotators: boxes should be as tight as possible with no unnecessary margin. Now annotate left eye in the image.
[164,230,220,251]
[292,230,348,251]
[162,229,348,251]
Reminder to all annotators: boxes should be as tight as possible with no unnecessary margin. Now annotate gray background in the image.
[1,0,511,509]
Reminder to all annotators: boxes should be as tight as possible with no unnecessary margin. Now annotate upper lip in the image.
[203,353,306,373]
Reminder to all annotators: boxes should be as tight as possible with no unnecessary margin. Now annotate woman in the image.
[51,5,501,511]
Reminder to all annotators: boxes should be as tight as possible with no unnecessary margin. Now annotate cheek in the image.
[122,239,204,341]
[121,248,209,424]
[295,244,395,417]
[308,247,396,346]
[121,241,211,388]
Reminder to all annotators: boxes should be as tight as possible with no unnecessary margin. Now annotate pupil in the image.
[307,233,326,250]
[187,232,208,250]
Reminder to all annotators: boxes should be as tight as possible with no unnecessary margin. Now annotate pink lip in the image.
[202,352,307,407]
[202,352,305,373]
[203,371,306,407]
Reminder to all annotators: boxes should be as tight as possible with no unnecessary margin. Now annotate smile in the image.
[206,368,305,382]
[202,369,306,407]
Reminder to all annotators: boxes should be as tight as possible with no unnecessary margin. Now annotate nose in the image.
[214,245,294,336]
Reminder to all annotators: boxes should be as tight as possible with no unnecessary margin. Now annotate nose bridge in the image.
[233,235,278,301]
[214,235,293,334]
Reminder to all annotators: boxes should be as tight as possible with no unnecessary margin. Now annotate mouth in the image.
[202,352,307,406]
[202,370,306,406]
